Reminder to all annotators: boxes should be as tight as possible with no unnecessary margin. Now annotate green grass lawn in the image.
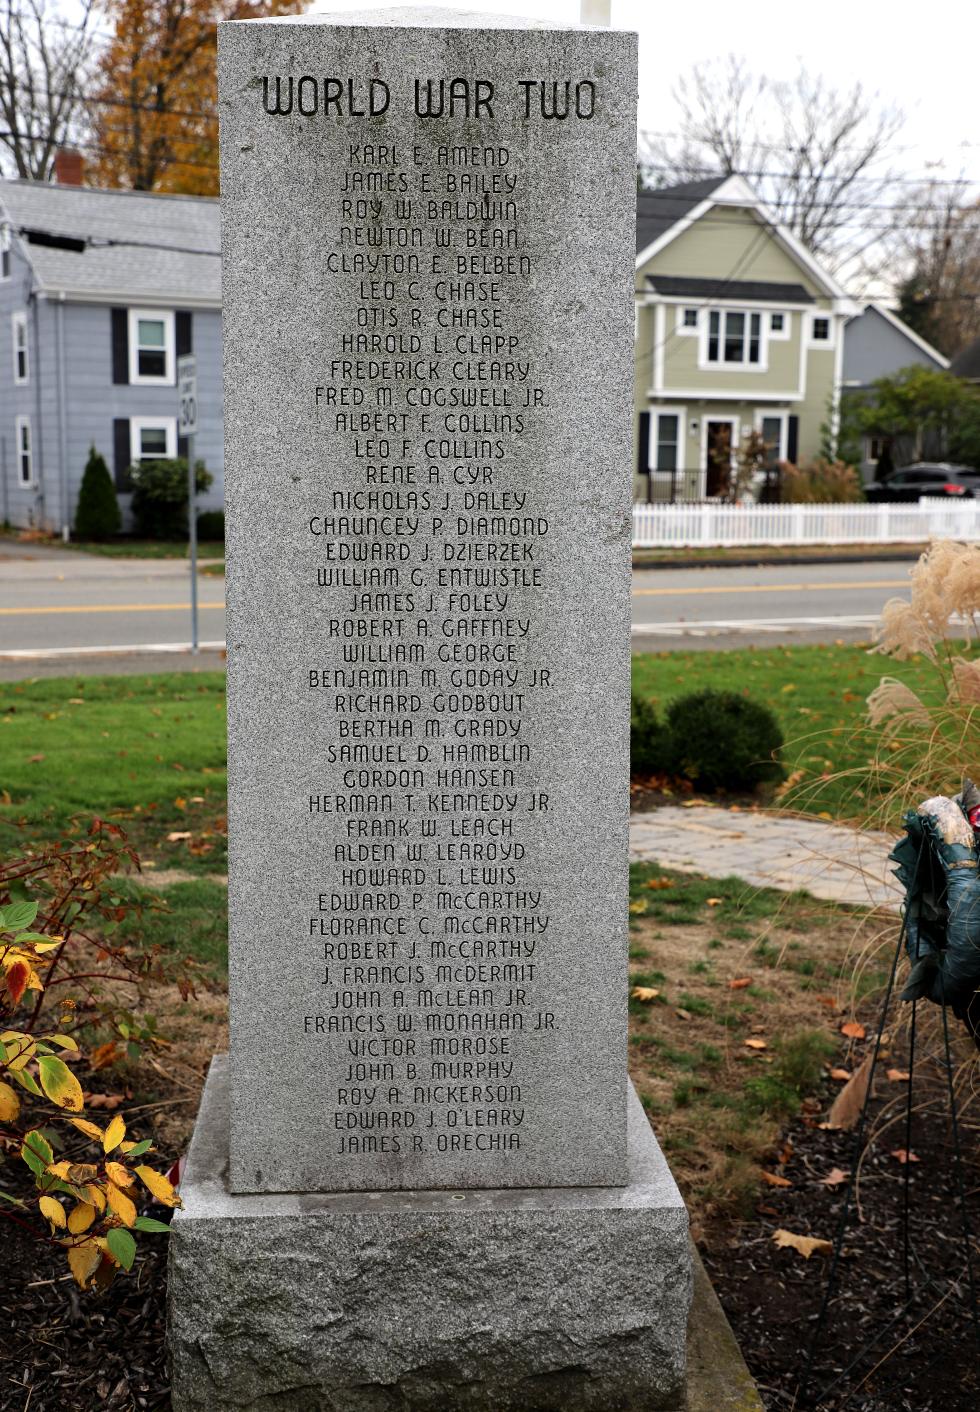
[632,640,945,822]
[0,672,228,870]
[0,531,224,560]
[0,645,945,869]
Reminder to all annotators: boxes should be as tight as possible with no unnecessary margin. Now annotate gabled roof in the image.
[636,178,727,256]
[646,274,815,305]
[852,301,949,369]
[951,335,980,381]
[635,173,855,310]
[0,179,220,306]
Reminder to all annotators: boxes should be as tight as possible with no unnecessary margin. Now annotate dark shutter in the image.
[176,310,193,357]
[113,418,132,490]
[177,435,189,462]
[638,411,651,474]
[787,415,799,466]
[111,309,129,384]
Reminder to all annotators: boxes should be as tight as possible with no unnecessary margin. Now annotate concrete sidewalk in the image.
[629,805,901,910]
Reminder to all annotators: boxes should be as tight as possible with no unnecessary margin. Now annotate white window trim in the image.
[675,307,699,336]
[128,308,175,386]
[12,310,28,384]
[807,311,835,349]
[0,225,10,281]
[15,415,33,487]
[768,312,791,341]
[700,415,740,499]
[130,416,177,464]
[699,309,769,372]
[754,410,789,462]
[647,406,687,475]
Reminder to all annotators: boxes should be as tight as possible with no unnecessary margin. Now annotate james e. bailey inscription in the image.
[219,10,636,1194]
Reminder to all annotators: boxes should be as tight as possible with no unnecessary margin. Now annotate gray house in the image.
[842,302,948,479]
[0,178,222,533]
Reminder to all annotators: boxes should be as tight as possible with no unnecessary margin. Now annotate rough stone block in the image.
[168,1056,691,1411]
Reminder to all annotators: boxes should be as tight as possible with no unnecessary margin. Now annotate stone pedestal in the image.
[168,1057,691,1411]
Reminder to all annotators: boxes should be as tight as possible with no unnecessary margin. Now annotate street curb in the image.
[633,548,922,571]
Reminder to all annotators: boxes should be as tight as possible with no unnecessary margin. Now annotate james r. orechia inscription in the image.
[218,11,637,1194]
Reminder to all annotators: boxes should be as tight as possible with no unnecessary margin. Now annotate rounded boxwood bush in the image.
[665,689,784,792]
[631,693,670,776]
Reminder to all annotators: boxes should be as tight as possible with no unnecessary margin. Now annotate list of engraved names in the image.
[306,126,561,1164]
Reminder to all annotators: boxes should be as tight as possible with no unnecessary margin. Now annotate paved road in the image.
[0,544,915,677]
[631,558,914,651]
[0,545,225,673]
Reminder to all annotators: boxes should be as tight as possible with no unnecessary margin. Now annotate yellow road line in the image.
[0,601,225,616]
[632,579,908,597]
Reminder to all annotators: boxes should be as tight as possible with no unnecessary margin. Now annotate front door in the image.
[705,420,735,499]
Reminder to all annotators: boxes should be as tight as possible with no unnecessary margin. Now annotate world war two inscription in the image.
[218,12,637,1193]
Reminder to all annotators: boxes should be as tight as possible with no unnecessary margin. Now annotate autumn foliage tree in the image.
[88,0,304,194]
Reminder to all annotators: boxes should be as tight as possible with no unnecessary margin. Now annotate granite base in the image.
[167,1056,692,1411]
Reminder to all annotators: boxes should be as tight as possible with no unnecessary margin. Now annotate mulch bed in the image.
[3,1025,977,1412]
[704,1028,980,1411]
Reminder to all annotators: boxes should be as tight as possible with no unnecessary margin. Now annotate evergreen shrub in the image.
[665,689,784,792]
[73,447,121,540]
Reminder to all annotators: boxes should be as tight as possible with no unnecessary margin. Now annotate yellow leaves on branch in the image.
[104,1115,126,1153]
[0,1079,20,1121]
[135,1165,182,1208]
[67,1241,103,1291]
[37,1055,84,1112]
[106,1181,137,1228]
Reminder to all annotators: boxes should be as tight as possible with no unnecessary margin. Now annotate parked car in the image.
[865,463,980,502]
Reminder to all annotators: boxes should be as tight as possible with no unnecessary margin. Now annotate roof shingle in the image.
[0,180,220,304]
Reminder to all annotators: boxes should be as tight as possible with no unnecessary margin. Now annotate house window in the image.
[759,414,786,467]
[654,413,680,472]
[16,416,32,486]
[128,309,175,385]
[12,311,28,383]
[770,313,784,333]
[706,310,763,366]
[810,315,832,345]
[0,226,10,281]
[682,308,697,328]
[130,416,177,464]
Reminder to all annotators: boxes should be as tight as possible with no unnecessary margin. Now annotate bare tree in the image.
[0,0,95,182]
[640,57,905,274]
[893,180,980,358]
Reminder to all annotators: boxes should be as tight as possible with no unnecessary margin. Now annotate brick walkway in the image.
[629,806,901,910]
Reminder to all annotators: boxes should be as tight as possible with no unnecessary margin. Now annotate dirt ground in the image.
[3,880,977,1411]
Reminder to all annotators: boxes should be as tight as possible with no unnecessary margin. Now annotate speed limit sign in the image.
[177,354,198,435]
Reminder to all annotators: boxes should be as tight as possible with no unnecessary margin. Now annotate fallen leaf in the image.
[84,1091,125,1110]
[744,1038,768,1050]
[772,1229,832,1260]
[829,1068,851,1082]
[890,1149,920,1164]
[886,1069,910,1082]
[631,986,660,1003]
[817,996,839,1010]
[645,879,675,891]
[826,1054,874,1130]
[729,977,752,990]
[841,1021,866,1040]
[820,1168,850,1188]
[675,1008,692,1021]
[706,897,723,907]
[27,753,45,763]
[761,1171,793,1188]
[167,831,192,843]
[88,1042,121,1071]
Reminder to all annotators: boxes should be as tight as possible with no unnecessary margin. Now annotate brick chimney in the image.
[53,149,84,186]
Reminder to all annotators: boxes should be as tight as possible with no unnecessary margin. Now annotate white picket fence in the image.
[631,499,980,549]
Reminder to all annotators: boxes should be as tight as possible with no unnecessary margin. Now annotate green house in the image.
[634,175,859,502]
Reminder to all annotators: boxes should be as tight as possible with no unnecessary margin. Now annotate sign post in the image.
[177,354,199,654]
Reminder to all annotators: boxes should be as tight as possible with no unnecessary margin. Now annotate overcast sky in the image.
[309,0,980,186]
